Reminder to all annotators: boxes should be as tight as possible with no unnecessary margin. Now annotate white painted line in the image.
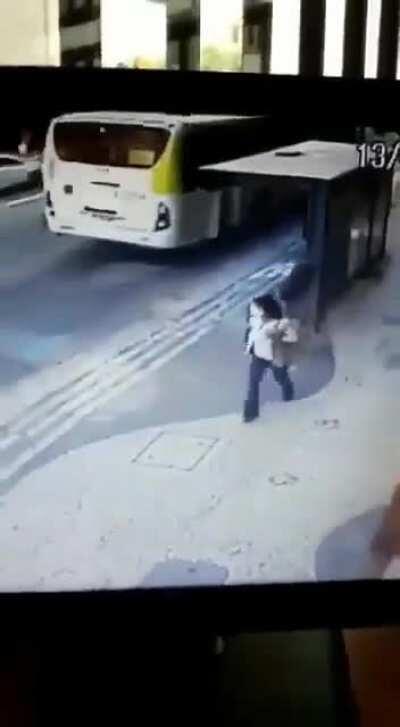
[7,193,44,208]
[0,434,20,451]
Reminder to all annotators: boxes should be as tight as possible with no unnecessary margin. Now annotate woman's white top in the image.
[247,306,298,365]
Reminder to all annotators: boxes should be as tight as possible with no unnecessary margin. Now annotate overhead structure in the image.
[202,140,392,327]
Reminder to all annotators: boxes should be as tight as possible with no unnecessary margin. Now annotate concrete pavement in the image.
[0,207,399,591]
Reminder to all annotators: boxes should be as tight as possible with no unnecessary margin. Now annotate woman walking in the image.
[243,294,295,423]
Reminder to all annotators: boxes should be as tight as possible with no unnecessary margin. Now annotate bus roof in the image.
[51,112,263,128]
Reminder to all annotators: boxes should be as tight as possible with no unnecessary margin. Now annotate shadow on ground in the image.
[315,508,388,581]
[0,180,40,199]
[26,212,304,280]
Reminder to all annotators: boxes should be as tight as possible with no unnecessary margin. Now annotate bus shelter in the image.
[201,140,393,328]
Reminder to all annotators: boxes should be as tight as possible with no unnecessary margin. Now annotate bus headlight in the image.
[155,202,171,231]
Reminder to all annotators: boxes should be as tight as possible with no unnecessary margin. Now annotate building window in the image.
[244,24,259,51]
[270,0,301,75]
[232,24,240,45]
[62,42,101,67]
[60,0,69,18]
[251,25,259,49]
[200,0,243,71]
[364,0,382,78]
[73,0,86,9]
[323,0,346,76]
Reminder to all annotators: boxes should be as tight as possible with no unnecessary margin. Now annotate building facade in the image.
[59,0,101,67]
[0,0,60,66]
[0,0,399,80]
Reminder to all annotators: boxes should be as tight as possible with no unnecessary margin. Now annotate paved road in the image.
[0,197,334,488]
[0,197,302,385]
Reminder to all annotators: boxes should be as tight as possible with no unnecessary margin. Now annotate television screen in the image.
[0,67,399,598]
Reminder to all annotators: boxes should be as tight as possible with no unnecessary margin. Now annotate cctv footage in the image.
[1,89,399,591]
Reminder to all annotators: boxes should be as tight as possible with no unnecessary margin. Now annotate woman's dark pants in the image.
[243,355,294,422]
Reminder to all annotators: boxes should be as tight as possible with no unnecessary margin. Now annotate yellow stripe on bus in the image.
[153,136,183,195]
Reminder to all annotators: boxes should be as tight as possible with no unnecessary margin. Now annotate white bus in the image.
[42,112,272,249]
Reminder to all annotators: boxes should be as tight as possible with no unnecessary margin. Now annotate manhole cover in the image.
[132,432,219,472]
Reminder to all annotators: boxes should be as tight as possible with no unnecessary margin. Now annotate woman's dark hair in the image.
[253,294,283,319]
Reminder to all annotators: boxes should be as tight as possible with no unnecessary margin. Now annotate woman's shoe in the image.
[243,412,258,423]
[243,401,259,423]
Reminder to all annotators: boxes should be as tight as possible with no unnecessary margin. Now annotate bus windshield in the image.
[53,122,170,168]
